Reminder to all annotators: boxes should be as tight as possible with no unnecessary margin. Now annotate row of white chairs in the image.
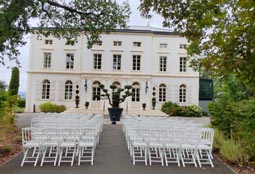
[21,114,103,167]
[123,116,214,168]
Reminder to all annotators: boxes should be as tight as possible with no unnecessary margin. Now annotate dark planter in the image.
[108,108,123,121]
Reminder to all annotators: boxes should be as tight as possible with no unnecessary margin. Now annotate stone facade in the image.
[25,26,199,112]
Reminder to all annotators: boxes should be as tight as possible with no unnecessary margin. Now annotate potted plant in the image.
[142,103,146,110]
[85,101,89,109]
[99,84,132,121]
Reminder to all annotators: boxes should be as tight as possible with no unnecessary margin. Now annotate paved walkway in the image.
[0,123,234,174]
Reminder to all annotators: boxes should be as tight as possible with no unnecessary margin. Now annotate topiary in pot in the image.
[99,84,132,121]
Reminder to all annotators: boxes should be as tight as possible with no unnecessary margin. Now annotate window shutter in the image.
[59,81,64,101]
[35,80,41,100]
[50,80,55,101]
[167,85,171,101]
[187,85,192,104]
[174,84,179,103]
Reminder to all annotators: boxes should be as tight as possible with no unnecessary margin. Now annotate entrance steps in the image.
[64,108,168,117]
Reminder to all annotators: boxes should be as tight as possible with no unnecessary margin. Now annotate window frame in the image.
[66,53,74,69]
[113,41,122,46]
[132,55,141,71]
[113,54,121,70]
[64,80,73,100]
[132,82,140,102]
[43,52,52,68]
[93,54,102,70]
[159,43,168,48]
[159,56,167,72]
[45,39,53,45]
[180,57,187,72]
[92,81,101,101]
[179,84,187,103]
[42,80,50,100]
[133,42,141,47]
[159,84,166,102]
[180,44,187,49]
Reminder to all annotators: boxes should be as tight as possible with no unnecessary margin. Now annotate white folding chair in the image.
[164,130,181,167]
[58,129,79,166]
[77,128,96,165]
[197,128,214,167]
[21,127,42,167]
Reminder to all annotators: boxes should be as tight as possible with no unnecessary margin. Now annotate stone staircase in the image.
[64,108,168,117]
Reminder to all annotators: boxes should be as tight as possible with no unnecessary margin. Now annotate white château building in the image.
[25,26,199,112]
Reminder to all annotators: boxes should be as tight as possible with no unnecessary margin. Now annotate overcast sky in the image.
[0,0,165,92]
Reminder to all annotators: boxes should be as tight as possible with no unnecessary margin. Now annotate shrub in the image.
[14,106,24,113]
[39,102,66,113]
[0,144,13,157]
[17,99,26,108]
[220,139,248,167]
[213,128,225,152]
[161,102,202,117]
[185,105,203,117]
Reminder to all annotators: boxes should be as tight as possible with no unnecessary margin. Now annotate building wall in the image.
[25,28,199,112]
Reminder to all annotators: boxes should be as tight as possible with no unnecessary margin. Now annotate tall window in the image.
[113,41,122,46]
[179,84,186,103]
[132,82,140,102]
[159,56,167,72]
[93,54,102,70]
[66,53,74,69]
[159,84,166,102]
[180,57,187,72]
[132,55,141,71]
[133,42,141,47]
[112,81,121,88]
[65,80,73,100]
[42,80,50,99]
[43,53,51,68]
[92,81,101,101]
[113,54,121,70]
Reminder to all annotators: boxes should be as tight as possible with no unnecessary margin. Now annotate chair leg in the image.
[21,148,29,167]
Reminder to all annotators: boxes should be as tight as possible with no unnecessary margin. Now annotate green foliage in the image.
[99,84,132,108]
[220,139,248,166]
[39,102,66,113]
[213,128,225,152]
[8,67,19,95]
[161,102,202,117]
[210,98,255,161]
[0,0,130,66]
[0,144,13,157]
[139,0,255,96]
[0,80,7,94]
[0,92,17,125]
[17,98,26,108]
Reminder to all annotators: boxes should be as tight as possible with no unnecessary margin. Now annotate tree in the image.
[0,0,130,66]
[0,80,7,94]
[139,0,255,96]
[8,67,19,95]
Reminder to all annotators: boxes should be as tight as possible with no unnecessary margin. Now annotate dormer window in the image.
[180,44,187,49]
[45,39,53,45]
[133,42,141,47]
[95,40,102,46]
[113,41,122,46]
[160,43,168,48]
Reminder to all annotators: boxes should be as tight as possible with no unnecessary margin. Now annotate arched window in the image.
[159,84,166,102]
[42,79,50,99]
[92,81,101,101]
[132,82,140,102]
[112,81,121,88]
[179,84,186,103]
[65,80,73,100]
